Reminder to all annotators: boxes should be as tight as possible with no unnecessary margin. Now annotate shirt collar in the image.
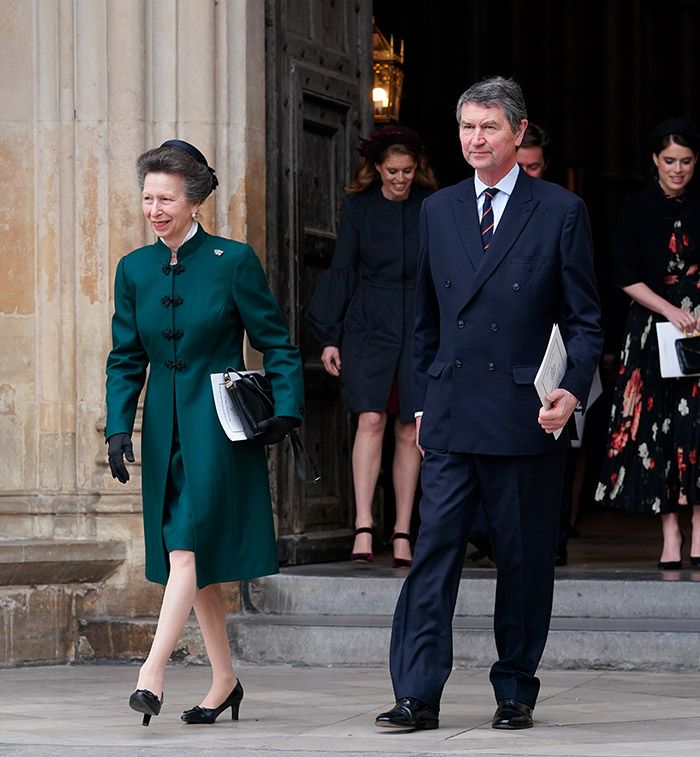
[182,220,199,244]
[474,162,521,198]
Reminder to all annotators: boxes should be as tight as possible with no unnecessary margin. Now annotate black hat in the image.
[649,118,700,149]
[160,139,219,189]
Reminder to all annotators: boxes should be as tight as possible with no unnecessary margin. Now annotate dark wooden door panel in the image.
[266,0,372,564]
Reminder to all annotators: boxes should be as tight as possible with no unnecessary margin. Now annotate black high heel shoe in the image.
[129,688,163,726]
[181,680,244,724]
[658,534,685,570]
[350,527,374,563]
[391,532,413,569]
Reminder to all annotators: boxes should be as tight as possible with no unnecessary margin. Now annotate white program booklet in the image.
[655,322,700,378]
[533,324,567,439]
[210,371,263,441]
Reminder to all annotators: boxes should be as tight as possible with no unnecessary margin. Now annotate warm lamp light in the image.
[372,21,404,123]
[372,87,389,108]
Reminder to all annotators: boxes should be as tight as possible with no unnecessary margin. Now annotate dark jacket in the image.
[614,180,700,293]
[308,183,432,422]
[415,170,603,455]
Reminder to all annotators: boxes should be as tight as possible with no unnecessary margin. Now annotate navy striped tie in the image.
[480,187,500,250]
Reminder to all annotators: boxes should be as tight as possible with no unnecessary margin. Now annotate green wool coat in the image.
[105,225,304,588]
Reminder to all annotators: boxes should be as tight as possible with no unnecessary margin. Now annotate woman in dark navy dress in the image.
[595,119,700,568]
[308,127,437,566]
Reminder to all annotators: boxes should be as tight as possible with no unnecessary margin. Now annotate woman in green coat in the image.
[105,140,304,726]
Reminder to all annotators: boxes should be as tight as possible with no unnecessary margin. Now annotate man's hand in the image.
[107,433,134,484]
[538,388,578,435]
[320,346,342,377]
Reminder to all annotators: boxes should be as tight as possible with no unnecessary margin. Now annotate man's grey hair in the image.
[455,76,528,132]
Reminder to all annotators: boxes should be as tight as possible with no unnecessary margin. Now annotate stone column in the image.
[0,0,265,663]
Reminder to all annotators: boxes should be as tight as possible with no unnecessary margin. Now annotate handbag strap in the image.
[288,429,321,483]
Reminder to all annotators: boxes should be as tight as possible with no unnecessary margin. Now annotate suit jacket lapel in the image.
[451,178,483,271]
[461,171,537,309]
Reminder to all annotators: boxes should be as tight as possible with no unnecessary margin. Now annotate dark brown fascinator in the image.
[357,126,423,162]
[160,139,219,189]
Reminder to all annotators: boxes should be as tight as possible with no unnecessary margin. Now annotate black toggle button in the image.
[164,359,186,371]
[512,282,521,292]
[161,262,186,275]
[161,295,184,307]
[488,362,495,371]
[161,329,184,341]
[457,320,465,329]
[454,359,463,368]
[490,323,498,332]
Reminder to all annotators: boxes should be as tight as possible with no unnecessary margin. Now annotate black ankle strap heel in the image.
[392,532,413,569]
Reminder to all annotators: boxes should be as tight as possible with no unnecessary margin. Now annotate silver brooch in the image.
[214,248,224,256]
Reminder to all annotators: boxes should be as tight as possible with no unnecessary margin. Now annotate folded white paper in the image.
[210,371,264,441]
[534,324,567,439]
[655,322,700,378]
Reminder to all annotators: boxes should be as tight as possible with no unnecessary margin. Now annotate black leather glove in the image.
[255,416,300,445]
[107,433,135,483]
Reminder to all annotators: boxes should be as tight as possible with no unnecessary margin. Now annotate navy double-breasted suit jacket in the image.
[414,169,602,456]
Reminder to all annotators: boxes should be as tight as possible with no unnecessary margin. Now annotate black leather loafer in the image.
[492,699,533,729]
[375,697,439,730]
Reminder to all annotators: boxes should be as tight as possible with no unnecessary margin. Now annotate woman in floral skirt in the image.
[596,118,700,569]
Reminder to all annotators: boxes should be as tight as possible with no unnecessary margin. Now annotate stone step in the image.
[78,616,207,664]
[0,539,125,585]
[229,612,700,671]
[0,539,127,667]
[229,568,700,671]
[245,570,700,619]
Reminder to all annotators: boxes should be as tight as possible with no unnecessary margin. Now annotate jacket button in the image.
[457,319,464,329]
[454,359,462,368]
[445,280,452,288]
[488,362,495,371]
[490,322,498,332]
[512,282,520,291]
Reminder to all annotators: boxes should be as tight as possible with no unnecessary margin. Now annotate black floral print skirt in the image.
[596,286,700,515]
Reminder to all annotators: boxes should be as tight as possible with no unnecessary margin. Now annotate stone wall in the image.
[0,0,265,665]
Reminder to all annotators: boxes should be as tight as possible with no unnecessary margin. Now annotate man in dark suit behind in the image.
[375,77,602,732]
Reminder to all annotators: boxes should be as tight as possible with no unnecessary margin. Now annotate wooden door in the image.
[265,0,373,564]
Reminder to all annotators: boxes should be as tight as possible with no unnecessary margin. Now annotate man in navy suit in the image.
[375,77,602,731]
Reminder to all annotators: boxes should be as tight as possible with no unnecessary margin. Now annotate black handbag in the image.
[674,335,700,375]
[224,369,275,439]
[224,368,320,483]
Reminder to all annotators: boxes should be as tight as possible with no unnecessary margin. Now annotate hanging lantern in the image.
[372,22,404,124]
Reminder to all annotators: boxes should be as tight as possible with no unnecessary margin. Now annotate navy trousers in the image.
[389,447,566,710]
